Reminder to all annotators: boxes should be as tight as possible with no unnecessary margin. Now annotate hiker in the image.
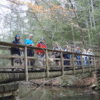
[63,45,70,66]
[36,38,47,67]
[82,49,88,67]
[25,34,34,66]
[36,37,47,57]
[11,34,22,66]
[87,49,94,64]
[75,46,81,68]
[53,42,62,66]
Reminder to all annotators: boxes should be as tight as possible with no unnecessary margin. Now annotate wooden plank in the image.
[0,41,45,51]
[45,50,49,78]
[0,41,100,57]
[62,59,71,61]
[0,46,11,50]
[0,41,25,48]
[24,46,28,81]
[48,58,61,60]
[27,57,37,59]
[10,51,14,71]
[70,54,73,69]
[94,56,97,72]
[75,65,82,66]
[72,54,75,74]
[49,65,72,68]
[0,66,24,69]
[74,59,82,61]
[0,90,19,99]
[0,55,24,59]
[0,83,19,93]
[88,57,91,72]
[81,55,84,73]
[61,51,64,76]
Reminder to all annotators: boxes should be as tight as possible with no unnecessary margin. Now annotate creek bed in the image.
[19,81,99,100]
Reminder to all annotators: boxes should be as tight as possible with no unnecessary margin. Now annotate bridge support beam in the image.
[0,83,19,100]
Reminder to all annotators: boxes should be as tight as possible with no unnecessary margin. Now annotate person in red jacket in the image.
[37,38,47,57]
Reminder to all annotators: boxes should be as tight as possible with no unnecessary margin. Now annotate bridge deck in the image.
[0,67,96,84]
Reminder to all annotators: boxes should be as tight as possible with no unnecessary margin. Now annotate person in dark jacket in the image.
[11,34,22,65]
[63,45,70,66]
[53,42,62,66]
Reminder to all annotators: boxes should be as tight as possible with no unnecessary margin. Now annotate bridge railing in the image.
[0,41,99,81]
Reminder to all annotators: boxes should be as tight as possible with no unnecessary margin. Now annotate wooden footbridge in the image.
[0,41,100,99]
[0,41,99,82]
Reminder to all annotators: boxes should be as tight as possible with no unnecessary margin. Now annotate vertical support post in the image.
[81,55,84,73]
[11,58,14,66]
[34,50,37,67]
[98,56,100,69]
[94,56,97,72]
[92,55,94,66]
[24,46,28,81]
[72,53,75,74]
[11,51,14,71]
[70,53,73,68]
[45,49,49,78]
[61,51,64,76]
[88,55,91,72]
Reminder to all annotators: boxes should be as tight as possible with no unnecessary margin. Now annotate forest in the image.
[0,0,99,50]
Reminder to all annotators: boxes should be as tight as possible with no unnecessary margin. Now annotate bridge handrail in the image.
[0,41,99,57]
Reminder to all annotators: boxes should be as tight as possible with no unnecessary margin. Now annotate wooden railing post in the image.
[72,53,75,74]
[45,49,49,78]
[61,51,64,76]
[98,57,100,70]
[94,56,97,71]
[88,55,91,72]
[24,46,28,81]
[81,55,84,73]
[10,51,13,66]
[34,50,37,67]
[10,51,14,71]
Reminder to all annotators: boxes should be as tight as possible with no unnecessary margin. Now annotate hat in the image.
[40,37,44,40]
[29,34,33,37]
[77,46,79,48]
[66,45,68,47]
[16,34,20,37]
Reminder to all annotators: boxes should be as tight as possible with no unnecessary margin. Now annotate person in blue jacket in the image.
[25,34,34,66]
[11,34,22,64]
[75,46,81,67]
[63,45,70,66]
